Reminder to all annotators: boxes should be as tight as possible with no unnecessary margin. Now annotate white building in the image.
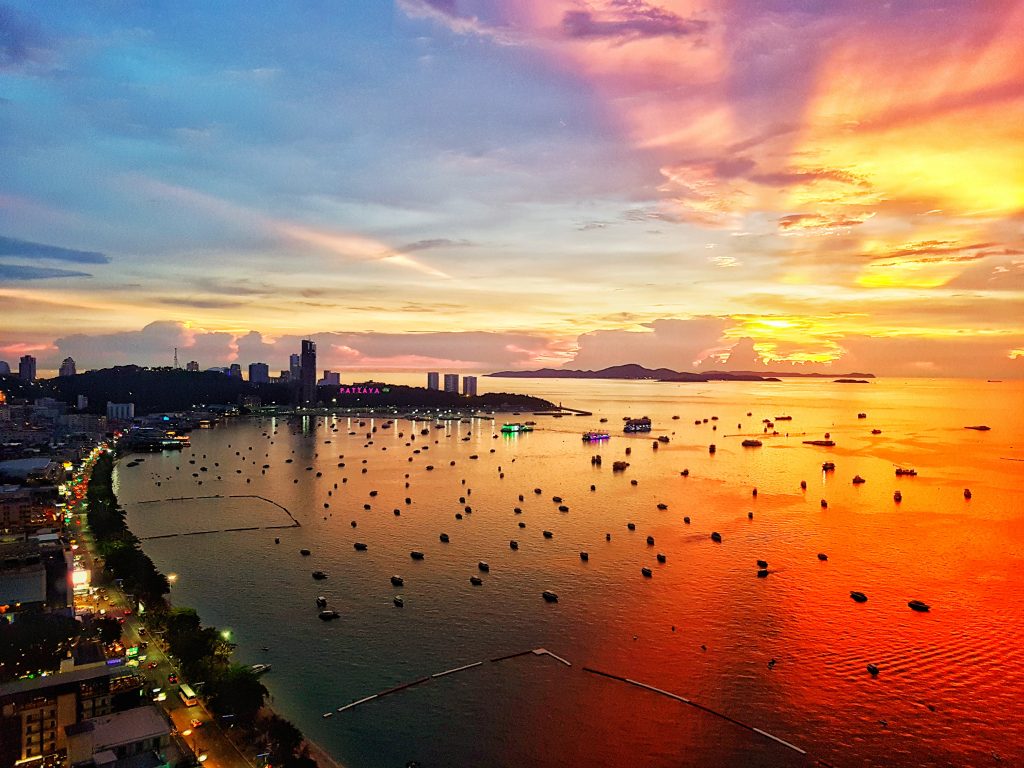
[443,373,459,393]
[426,371,439,390]
[462,376,478,397]
[106,402,135,421]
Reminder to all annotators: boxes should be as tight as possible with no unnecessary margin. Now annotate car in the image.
[138,627,146,636]
[123,609,132,616]
[147,661,158,669]
[168,673,178,684]
[189,718,203,729]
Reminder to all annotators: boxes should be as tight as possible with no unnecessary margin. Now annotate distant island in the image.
[488,364,874,382]
[834,379,871,384]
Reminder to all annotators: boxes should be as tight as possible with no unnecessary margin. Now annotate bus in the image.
[179,683,198,706]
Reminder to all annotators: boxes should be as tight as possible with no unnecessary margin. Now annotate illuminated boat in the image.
[582,431,610,441]
[501,423,534,434]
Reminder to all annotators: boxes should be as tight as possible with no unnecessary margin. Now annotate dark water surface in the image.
[117,378,1024,767]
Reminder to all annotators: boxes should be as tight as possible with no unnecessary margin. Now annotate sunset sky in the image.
[2,0,1023,377]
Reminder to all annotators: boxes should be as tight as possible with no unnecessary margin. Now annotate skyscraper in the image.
[289,353,301,381]
[229,363,242,378]
[249,362,270,383]
[426,371,439,390]
[462,375,477,397]
[186,360,200,372]
[443,373,459,393]
[18,355,36,382]
[59,357,77,377]
[0,361,9,375]
[300,340,317,404]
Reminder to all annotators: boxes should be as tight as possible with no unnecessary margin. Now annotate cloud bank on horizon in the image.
[1,0,1022,377]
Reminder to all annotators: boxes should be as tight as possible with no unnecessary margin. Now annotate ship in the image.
[582,431,610,441]
[501,423,534,434]
[624,417,652,433]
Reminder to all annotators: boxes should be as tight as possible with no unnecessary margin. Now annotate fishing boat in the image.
[908,600,930,612]
[312,571,328,580]
[470,576,483,586]
[542,590,558,602]
[850,591,868,603]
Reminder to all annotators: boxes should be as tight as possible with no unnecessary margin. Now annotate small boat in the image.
[510,540,519,550]
[439,533,450,543]
[543,530,553,539]
[599,417,608,423]
[774,416,792,421]
[850,591,868,603]
[312,571,328,580]
[657,503,668,510]
[656,553,666,563]
[742,439,762,447]
[390,575,404,586]
[627,522,636,530]
[478,561,489,572]
[410,550,425,560]
[964,425,991,431]
[857,412,867,418]
[542,590,558,602]
[470,576,483,586]
[804,440,836,447]
[908,600,930,612]
[867,663,879,676]
[315,596,327,609]
[300,549,311,556]
[822,462,836,471]
[683,516,690,524]
[895,468,917,476]
[250,664,271,675]
[757,569,768,578]
[852,475,866,484]
[646,535,655,545]
[318,609,340,621]
[893,491,902,502]
[817,553,828,561]
[641,567,653,577]
[871,429,882,434]
[756,559,768,569]
[964,488,972,499]
[274,538,280,544]
[392,596,404,607]
[710,532,722,543]
[657,435,670,443]
[353,542,368,551]
[612,460,630,471]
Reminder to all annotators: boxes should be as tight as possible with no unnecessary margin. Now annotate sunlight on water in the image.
[117,378,1024,768]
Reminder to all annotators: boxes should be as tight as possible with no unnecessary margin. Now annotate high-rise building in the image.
[426,371,439,390]
[77,395,89,410]
[0,361,10,376]
[443,373,459,393]
[320,370,340,386]
[289,353,301,381]
[248,362,270,383]
[18,355,36,382]
[185,360,199,372]
[278,370,290,382]
[106,402,135,420]
[58,357,76,377]
[228,363,242,378]
[462,375,478,397]
[300,340,317,404]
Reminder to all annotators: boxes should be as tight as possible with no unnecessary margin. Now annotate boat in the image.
[439,533,450,543]
[710,532,722,543]
[641,567,653,577]
[964,488,972,499]
[852,475,866,484]
[657,503,668,510]
[756,559,768,569]
[318,610,340,621]
[857,412,867,418]
[410,550,425,559]
[312,571,328,580]
[871,429,882,434]
[501,423,534,434]
[582,431,610,441]
[390,575,404,586]
[742,439,762,447]
[478,561,489,572]
[599,417,608,423]
[657,435,670,443]
[774,416,792,421]
[542,530,553,539]
[612,460,630,471]
[509,540,519,550]
[250,664,271,675]
[524,421,537,426]
[804,440,836,447]
[393,596,404,607]
[646,535,655,545]
[656,553,666,563]
[908,600,930,612]
[850,591,868,603]
[817,553,828,561]
[895,468,917,476]
[542,590,558,602]
[893,491,902,502]
[964,425,991,431]
[300,549,311,556]
[470,576,483,586]
[822,462,836,471]
[315,596,327,609]
[867,664,879,676]
[353,542,368,551]
[579,551,588,561]
[624,417,652,433]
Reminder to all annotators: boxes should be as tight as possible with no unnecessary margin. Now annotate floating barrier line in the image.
[433,661,484,678]
[489,650,533,663]
[624,678,690,704]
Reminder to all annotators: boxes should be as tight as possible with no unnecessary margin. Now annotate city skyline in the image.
[2,1,1023,378]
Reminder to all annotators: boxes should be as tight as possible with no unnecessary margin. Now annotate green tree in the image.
[204,665,268,726]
